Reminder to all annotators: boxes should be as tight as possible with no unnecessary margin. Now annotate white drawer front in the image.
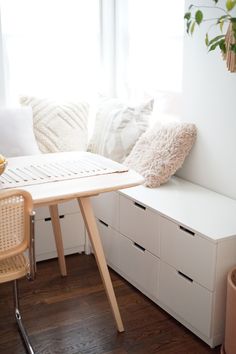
[35,213,85,259]
[96,219,120,266]
[160,217,216,291]
[60,213,85,247]
[35,200,80,221]
[59,200,80,215]
[119,195,160,257]
[35,206,50,221]
[159,261,213,338]
[92,192,119,230]
[117,232,159,299]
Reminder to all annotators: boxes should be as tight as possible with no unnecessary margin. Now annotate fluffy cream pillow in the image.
[124,122,197,188]
[0,107,41,157]
[20,96,89,153]
[88,97,154,163]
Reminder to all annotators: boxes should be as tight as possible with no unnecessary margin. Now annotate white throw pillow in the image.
[0,107,41,157]
[124,121,197,188]
[88,97,154,162]
[20,96,89,153]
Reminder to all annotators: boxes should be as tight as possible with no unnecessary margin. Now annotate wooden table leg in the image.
[78,196,124,332]
[49,204,67,276]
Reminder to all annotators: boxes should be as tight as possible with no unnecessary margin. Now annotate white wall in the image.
[177,0,236,199]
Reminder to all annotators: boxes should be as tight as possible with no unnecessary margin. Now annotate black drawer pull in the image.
[134,202,146,210]
[44,215,65,222]
[98,219,109,227]
[133,242,146,252]
[178,271,193,283]
[179,225,195,236]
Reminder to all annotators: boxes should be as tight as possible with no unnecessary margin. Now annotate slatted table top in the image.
[0,152,144,206]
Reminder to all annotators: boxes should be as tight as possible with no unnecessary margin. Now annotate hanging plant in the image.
[184,0,236,72]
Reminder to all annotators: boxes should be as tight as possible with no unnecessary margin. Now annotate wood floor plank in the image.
[0,254,221,354]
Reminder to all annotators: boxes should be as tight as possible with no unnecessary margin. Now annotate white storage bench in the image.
[91,176,236,348]
[34,200,85,261]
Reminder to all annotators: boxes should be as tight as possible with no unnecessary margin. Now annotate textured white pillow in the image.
[20,96,89,153]
[88,98,154,162]
[0,107,40,157]
[124,122,197,188]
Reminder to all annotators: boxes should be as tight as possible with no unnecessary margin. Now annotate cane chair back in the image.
[0,189,35,283]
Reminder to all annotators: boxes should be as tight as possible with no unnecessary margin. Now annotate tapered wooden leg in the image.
[49,204,67,276]
[78,196,124,332]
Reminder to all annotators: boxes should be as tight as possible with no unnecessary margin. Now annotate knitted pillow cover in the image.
[88,97,154,163]
[20,96,89,153]
[124,121,197,188]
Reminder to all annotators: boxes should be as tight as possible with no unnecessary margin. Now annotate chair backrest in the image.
[0,189,34,262]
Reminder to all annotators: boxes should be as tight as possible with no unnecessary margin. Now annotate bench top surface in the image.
[120,176,236,241]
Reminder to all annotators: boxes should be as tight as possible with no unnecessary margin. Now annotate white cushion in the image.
[88,98,154,162]
[0,107,40,157]
[124,121,197,188]
[20,96,89,153]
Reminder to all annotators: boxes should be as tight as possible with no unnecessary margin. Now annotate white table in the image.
[0,151,144,332]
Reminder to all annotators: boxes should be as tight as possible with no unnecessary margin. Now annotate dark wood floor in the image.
[0,254,221,354]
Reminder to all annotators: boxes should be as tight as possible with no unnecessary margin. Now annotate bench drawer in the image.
[159,261,213,338]
[117,232,159,299]
[35,200,80,221]
[119,195,160,257]
[160,217,216,290]
[92,192,119,230]
[35,212,85,260]
[96,218,120,266]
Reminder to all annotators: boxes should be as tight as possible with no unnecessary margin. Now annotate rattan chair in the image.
[0,189,36,354]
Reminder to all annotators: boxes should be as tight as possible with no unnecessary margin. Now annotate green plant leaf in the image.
[184,12,191,20]
[220,21,224,31]
[213,0,219,3]
[230,43,236,53]
[190,21,195,35]
[208,43,218,51]
[195,10,203,25]
[231,20,236,38]
[186,20,192,34]
[219,39,226,53]
[217,15,230,28]
[205,33,209,46]
[208,34,225,46]
[209,39,225,52]
[218,15,229,22]
[219,19,226,31]
[226,0,236,11]
[217,15,230,32]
